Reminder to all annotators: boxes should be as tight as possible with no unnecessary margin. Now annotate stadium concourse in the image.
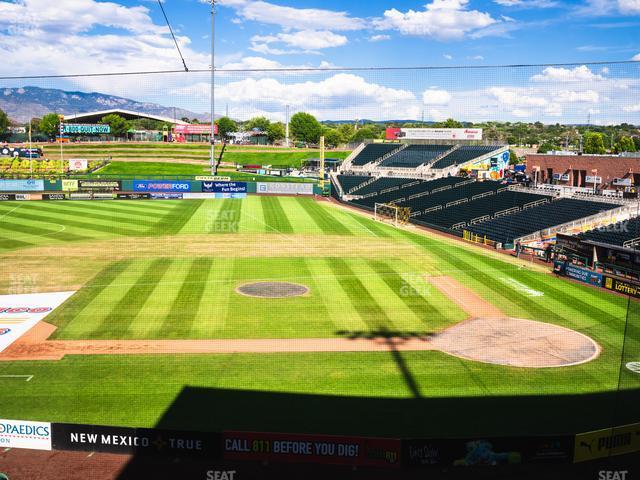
[332,141,637,250]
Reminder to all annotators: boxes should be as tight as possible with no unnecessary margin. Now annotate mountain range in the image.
[1,86,207,124]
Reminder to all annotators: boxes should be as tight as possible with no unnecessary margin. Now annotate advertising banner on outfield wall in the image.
[256,182,314,196]
[134,181,192,193]
[574,423,640,462]
[558,263,603,287]
[0,419,52,451]
[52,423,222,458]
[603,276,640,299]
[403,435,573,467]
[116,193,150,200]
[78,180,121,191]
[0,179,44,192]
[223,431,401,468]
[43,194,67,200]
[0,193,15,201]
[202,181,247,194]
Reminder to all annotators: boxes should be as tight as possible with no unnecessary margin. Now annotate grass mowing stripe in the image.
[0,218,91,243]
[0,235,34,251]
[38,200,175,217]
[150,200,204,235]
[211,199,243,235]
[326,257,392,332]
[260,196,294,234]
[15,202,158,228]
[347,212,392,238]
[47,260,133,337]
[91,259,173,338]
[0,208,142,237]
[160,258,213,338]
[367,259,446,332]
[298,199,353,236]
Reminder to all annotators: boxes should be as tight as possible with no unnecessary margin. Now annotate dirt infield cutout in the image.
[236,282,309,298]
[0,276,601,368]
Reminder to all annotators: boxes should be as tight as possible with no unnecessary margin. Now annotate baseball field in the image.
[0,196,638,437]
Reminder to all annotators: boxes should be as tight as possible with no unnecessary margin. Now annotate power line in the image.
[0,60,638,80]
[157,0,189,72]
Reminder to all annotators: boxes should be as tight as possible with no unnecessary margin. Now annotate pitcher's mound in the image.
[236,282,309,298]
[431,317,600,368]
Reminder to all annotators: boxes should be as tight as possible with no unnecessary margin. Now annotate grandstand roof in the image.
[63,109,189,125]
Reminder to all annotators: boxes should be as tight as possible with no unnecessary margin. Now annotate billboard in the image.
[0,419,52,451]
[69,159,88,171]
[61,124,110,135]
[386,128,483,141]
[0,179,44,192]
[78,180,121,191]
[134,181,192,192]
[202,181,247,194]
[173,124,218,135]
[574,423,640,462]
[61,179,79,191]
[257,182,314,195]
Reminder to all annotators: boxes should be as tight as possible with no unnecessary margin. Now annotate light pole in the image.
[210,0,216,175]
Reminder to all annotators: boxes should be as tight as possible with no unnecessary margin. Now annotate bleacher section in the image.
[352,177,424,197]
[350,144,401,166]
[350,177,465,210]
[379,145,452,169]
[578,217,640,247]
[468,199,622,244]
[419,191,548,230]
[335,174,371,194]
[431,145,502,170]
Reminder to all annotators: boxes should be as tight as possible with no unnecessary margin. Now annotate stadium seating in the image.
[420,191,548,229]
[352,177,424,197]
[577,217,640,247]
[431,145,503,170]
[335,174,371,194]
[350,144,402,166]
[467,199,622,244]
[379,145,453,169]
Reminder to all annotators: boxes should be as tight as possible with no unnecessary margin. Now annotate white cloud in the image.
[633,53,640,60]
[427,108,448,122]
[250,30,348,54]
[469,55,485,60]
[443,54,453,60]
[576,0,640,16]
[369,34,391,42]
[219,0,365,31]
[489,87,548,106]
[422,88,452,105]
[511,108,532,117]
[618,0,640,14]
[373,0,499,41]
[623,104,640,112]
[531,65,606,82]
[173,73,420,121]
[554,90,600,103]
[493,0,558,7]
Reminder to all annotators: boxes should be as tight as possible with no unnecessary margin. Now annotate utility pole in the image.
[285,105,290,147]
[210,0,216,174]
[28,120,33,179]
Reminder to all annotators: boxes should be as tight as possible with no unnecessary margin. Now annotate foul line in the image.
[0,375,33,382]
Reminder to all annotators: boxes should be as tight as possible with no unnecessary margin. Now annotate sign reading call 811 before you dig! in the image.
[0,419,52,450]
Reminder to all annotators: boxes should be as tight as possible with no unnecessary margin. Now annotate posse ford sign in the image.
[134,181,192,192]
[0,419,52,450]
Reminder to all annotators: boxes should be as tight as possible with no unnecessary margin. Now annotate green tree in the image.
[336,123,355,143]
[101,114,130,137]
[289,112,322,144]
[617,136,636,152]
[351,126,378,143]
[39,113,61,138]
[437,118,463,128]
[509,149,520,165]
[0,108,9,137]
[321,128,342,148]
[215,117,237,140]
[245,116,271,132]
[266,122,286,143]
[537,142,560,154]
[583,132,606,154]
[634,137,640,152]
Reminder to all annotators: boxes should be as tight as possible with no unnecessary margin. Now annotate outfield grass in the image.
[0,196,638,436]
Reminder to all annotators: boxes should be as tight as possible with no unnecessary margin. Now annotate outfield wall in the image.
[0,179,324,197]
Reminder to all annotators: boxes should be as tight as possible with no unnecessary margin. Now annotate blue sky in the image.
[0,0,639,123]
